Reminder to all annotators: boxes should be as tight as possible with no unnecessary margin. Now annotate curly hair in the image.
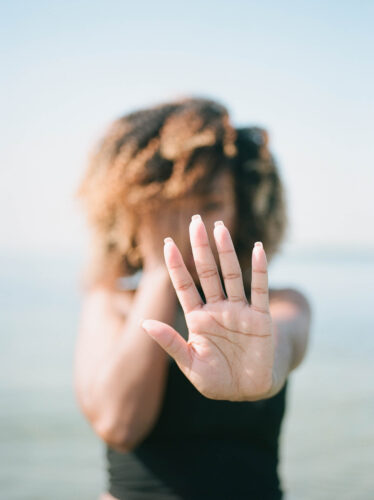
[74,96,288,291]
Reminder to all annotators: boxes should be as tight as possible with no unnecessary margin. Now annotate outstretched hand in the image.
[141,214,276,402]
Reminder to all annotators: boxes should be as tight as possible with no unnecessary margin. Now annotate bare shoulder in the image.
[81,284,136,320]
[111,287,136,318]
[99,493,118,500]
[269,287,311,313]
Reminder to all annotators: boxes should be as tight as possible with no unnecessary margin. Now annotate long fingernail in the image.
[214,220,224,227]
[191,214,201,221]
[164,237,174,245]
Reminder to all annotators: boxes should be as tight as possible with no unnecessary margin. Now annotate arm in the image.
[74,267,177,453]
[265,288,312,398]
[74,207,196,452]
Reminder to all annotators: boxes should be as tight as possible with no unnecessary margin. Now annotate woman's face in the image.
[168,169,237,283]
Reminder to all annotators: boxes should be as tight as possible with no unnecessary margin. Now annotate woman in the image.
[74,97,311,499]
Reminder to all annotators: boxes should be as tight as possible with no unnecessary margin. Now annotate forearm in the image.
[265,291,312,399]
[86,268,177,450]
[265,320,294,399]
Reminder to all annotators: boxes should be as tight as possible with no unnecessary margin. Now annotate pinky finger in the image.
[251,242,269,313]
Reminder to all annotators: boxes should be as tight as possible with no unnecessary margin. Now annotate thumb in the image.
[141,319,192,372]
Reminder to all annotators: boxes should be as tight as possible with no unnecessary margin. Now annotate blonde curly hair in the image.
[75,96,288,291]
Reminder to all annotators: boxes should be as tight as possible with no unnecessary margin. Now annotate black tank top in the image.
[106,282,289,500]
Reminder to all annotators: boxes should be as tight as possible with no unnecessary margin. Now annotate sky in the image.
[1,0,373,257]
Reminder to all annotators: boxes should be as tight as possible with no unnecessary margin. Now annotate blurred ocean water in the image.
[0,247,373,500]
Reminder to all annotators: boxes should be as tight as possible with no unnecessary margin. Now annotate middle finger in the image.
[189,214,225,303]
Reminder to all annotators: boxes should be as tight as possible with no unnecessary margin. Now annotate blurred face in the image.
[168,169,237,283]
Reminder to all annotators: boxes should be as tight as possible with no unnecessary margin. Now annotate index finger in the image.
[164,237,203,314]
[251,242,269,313]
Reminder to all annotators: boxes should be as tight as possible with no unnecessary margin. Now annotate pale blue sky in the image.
[1,0,373,256]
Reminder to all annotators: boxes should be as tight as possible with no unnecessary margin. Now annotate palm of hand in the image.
[185,301,274,401]
[142,215,275,402]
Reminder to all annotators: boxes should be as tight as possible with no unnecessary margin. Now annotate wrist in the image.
[263,321,294,400]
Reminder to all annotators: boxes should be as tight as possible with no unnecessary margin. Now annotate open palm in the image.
[142,215,276,402]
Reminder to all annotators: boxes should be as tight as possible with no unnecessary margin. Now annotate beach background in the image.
[1,248,373,499]
[1,1,373,499]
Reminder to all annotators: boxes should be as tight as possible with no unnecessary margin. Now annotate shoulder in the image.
[269,287,311,313]
[111,288,136,318]
[244,282,311,311]
[95,270,142,318]
[81,282,136,320]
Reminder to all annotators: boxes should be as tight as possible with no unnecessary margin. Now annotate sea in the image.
[1,247,373,500]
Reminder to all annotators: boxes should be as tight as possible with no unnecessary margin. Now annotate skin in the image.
[75,169,311,500]
[141,214,275,401]
[139,168,310,401]
[137,169,237,282]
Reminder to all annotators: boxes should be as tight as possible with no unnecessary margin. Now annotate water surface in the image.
[1,248,373,499]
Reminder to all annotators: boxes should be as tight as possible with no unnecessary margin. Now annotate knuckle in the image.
[223,272,241,281]
[164,334,176,352]
[229,295,246,303]
[205,293,222,303]
[176,280,193,292]
[168,263,183,270]
[218,248,235,255]
[198,267,218,279]
[250,304,268,314]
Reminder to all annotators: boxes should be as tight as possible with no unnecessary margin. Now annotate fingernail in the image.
[164,237,174,245]
[254,241,263,248]
[191,214,201,221]
[214,220,224,227]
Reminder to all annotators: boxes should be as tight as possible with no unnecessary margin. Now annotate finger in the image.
[142,319,192,372]
[251,242,269,313]
[189,214,225,303]
[164,237,203,314]
[213,221,247,303]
